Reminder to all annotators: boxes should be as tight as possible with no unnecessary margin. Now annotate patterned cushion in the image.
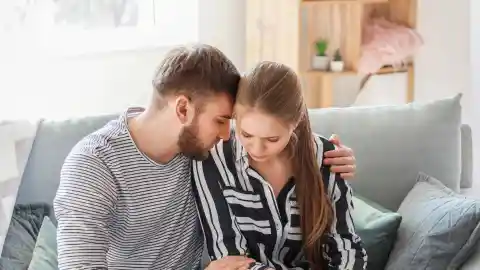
[385,172,480,269]
[0,120,39,254]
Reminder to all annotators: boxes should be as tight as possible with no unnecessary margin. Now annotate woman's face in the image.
[235,105,294,163]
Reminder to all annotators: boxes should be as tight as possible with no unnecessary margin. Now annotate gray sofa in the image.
[12,94,478,269]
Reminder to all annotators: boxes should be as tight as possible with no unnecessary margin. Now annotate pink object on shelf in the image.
[359,17,423,74]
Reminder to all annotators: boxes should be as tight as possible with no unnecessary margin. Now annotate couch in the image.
[2,94,478,269]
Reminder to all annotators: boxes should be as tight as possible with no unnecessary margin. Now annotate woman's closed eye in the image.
[242,131,279,143]
[266,137,279,143]
[241,131,252,138]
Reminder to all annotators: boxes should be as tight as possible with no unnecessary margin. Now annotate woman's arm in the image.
[323,173,367,270]
[316,137,367,270]
[191,143,271,270]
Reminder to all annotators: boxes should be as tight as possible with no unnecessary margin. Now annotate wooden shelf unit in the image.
[245,0,418,108]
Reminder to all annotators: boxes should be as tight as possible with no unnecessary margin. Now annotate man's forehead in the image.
[202,93,234,116]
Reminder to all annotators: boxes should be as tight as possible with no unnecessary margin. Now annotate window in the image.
[0,0,199,56]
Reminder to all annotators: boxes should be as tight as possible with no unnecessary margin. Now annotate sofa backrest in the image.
[16,114,118,212]
[308,94,465,210]
[16,94,469,213]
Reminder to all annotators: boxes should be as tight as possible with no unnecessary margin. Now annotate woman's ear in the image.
[175,95,195,125]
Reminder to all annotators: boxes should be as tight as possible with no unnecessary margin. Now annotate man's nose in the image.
[219,121,231,141]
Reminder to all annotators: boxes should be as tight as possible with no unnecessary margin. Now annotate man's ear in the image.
[175,95,195,125]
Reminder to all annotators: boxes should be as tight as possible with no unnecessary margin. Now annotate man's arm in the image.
[191,144,270,270]
[54,152,117,270]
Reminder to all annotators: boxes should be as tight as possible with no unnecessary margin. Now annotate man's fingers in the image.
[325,157,355,165]
[330,164,356,172]
[324,148,353,158]
[232,259,253,270]
[329,134,340,145]
[340,172,355,180]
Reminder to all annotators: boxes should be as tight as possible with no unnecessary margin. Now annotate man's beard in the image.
[178,120,210,161]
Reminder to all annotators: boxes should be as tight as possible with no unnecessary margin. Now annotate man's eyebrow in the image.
[220,115,232,119]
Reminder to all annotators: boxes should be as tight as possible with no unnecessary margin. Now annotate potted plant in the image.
[330,49,344,72]
[312,39,329,70]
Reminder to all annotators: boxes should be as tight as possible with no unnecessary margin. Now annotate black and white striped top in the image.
[192,130,367,270]
[54,108,203,270]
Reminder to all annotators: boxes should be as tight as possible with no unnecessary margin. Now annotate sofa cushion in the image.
[385,172,480,270]
[351,195,402,270]
[308,94,462,210]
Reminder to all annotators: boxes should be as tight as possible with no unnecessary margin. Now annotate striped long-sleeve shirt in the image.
[54,108,203,270]
[192,130,367,270]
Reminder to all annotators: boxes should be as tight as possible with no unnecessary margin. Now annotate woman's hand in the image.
[324,134,356,180]
[205,256,255,270]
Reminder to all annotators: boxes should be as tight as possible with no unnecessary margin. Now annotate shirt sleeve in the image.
[191,143,271,270]
[54,151,117,270]
[318,139,368,270]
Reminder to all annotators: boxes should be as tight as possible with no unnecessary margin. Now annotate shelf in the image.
[304,64,412,78]
[302,0,389,5]
[246,0,417,108]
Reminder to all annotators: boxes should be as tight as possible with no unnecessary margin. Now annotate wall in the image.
[470,0,479,186]
[0,0,477,180]
[0,0,247,120]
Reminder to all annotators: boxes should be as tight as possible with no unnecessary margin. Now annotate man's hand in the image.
[324,134,356,180]
[205,256,255,270]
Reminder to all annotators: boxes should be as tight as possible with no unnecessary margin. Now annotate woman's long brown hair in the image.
[236,61,333,269]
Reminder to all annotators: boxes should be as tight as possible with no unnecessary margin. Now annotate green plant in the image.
[333,49,342,61]
[315,39,328,56]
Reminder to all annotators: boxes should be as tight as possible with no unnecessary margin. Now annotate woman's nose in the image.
[249,140,264,156]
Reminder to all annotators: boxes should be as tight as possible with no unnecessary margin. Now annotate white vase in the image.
[312,55,330,70]
[330,61,345,72]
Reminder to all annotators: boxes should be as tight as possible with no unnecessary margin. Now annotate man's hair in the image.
[152,44,240,106]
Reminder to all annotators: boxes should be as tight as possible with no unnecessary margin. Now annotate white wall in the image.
[0,0,477,179]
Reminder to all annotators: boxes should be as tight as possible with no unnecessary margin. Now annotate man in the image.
[54,44,356,270]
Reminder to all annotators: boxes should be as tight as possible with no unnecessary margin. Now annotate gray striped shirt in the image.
[54,108,203,269]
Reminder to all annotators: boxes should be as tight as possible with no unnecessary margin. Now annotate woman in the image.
[192,61,367,270]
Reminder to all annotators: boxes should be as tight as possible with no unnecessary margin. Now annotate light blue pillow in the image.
[28,216,58,270]
[386,172,480,269]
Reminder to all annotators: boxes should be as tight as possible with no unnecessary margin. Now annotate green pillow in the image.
[352,195,402,270]
[28,216,58,270]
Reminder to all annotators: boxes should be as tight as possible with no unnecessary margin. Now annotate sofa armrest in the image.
[460,124,473,188]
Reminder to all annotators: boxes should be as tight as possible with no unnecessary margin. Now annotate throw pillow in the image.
[0,203,51,268]
[28,216,58,270]
[352,195,402,270]
[385,172,480,269]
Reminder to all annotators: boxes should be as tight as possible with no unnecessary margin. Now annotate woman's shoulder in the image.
[312,133,336,156]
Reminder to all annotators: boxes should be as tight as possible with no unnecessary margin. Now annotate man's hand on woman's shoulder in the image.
[324,134,356,180]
